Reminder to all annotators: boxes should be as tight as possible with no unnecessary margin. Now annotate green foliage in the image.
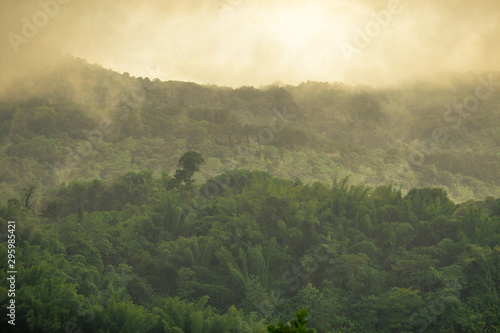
[171,151,205,187]
[0,58,499,332]
[268,309,316,333]
[1,60,499,205]
[178,151,206,174]
[0,165,499,331]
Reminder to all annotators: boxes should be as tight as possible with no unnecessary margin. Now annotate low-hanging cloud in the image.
[1,0,499,90]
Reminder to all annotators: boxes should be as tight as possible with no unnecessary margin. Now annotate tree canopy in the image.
[0,168,499,332]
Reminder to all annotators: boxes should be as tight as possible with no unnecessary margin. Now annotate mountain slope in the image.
[0,57,499,203]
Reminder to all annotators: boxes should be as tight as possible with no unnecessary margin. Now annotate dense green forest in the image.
[0,57,499,332]
[0,57,499,203]
[1,165,499,332]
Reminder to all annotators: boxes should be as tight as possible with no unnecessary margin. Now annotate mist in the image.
[1,0,500,89]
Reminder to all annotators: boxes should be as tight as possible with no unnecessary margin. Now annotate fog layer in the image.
[1,0,499,88]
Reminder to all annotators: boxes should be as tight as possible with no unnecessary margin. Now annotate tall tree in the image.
[20,183,38,209]
[171,151,205,203]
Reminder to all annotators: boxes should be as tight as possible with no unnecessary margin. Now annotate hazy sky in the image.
[1,0,500,87]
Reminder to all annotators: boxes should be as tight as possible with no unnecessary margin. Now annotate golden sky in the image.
[1,0,500,87]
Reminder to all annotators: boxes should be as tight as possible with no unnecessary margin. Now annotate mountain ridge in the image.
[0,56,498,203]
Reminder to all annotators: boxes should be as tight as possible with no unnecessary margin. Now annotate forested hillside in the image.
[0,57,499,204]
[1,168,499,332]
[1,57,499,332]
